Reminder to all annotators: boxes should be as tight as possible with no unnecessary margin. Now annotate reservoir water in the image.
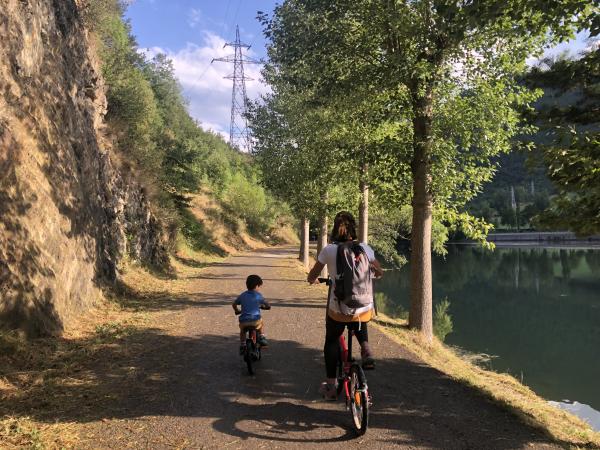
[374,245,600,430]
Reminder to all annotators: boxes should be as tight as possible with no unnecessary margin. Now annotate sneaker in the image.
[361,345,375,370]
[258,335,268,347]
[239,344,246,355]
[319,382,338,401]
[362,356,375,370]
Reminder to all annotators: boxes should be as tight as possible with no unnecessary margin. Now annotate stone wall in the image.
[0,0,168,336]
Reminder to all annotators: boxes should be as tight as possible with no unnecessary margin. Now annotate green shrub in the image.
[374,292,408,320]
[433,298,453,342]
[223,173,267,230]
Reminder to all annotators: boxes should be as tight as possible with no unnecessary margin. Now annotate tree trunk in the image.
[358,163,369,244]
[317,211,328,278]
[408,86,434,342]
[299,217,309,269]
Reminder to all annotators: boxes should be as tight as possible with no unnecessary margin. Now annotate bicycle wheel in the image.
[349,364,369,435]
[244,338,254,375]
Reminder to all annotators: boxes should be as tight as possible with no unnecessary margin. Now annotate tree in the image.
[258,0,595,341]
[526,47,600,235]
[249,94,328,266]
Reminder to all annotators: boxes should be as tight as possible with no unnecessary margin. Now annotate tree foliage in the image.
[83,0,289,248]
[526,47,600,235]
[255,0,596,339]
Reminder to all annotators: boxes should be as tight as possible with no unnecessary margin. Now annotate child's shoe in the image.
[319,381,338,401]
[258,334,268,347]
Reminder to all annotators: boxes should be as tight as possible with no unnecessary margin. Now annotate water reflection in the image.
[375,245,600,430]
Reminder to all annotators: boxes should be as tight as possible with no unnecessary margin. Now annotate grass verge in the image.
[373,314,600,448]
[0,315,139,449]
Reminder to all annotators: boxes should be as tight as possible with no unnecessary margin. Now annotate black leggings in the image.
[324,316,369,378]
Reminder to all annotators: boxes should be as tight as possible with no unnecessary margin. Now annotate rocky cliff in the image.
[0,0,168,336]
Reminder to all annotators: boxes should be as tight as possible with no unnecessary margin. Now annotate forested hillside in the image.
[467,44,600,233]
[466,150,554,231]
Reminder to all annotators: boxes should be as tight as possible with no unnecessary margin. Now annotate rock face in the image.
[0,0,168,336]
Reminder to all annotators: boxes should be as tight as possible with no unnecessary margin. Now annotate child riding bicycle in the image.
[232,274,271,354]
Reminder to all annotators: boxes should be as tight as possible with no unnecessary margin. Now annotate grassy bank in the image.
[0,301,141,449]
[373,314,600,448]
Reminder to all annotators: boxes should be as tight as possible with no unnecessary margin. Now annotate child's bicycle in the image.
[236,304,270,375]
[240,325,261,375]
[318,277,371,435]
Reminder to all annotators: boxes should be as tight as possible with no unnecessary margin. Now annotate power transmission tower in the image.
[212,26,259,151]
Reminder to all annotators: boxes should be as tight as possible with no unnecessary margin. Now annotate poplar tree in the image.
[259,0,595,341]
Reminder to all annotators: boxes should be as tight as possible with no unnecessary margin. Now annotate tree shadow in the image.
[110,280,233,312]
[172,255,212,269]
[0,128,63,336]
[0,327,561,449]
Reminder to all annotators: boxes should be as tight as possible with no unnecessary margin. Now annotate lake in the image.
[374,245,600,431]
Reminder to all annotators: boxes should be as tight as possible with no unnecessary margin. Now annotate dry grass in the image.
[373,314,600,448]
[0,415,80,450]
[0,275,150,449]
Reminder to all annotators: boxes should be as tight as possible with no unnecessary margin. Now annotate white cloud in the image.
[188,8,203,28]
[144,31,270,148]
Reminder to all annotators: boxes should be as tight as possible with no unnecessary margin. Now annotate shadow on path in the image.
[2,326,558,449]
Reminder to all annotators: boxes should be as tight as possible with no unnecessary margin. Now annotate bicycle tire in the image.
[349,364,369,435]
[244,338,254,375]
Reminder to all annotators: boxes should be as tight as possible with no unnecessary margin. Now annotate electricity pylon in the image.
[212,26,259,152]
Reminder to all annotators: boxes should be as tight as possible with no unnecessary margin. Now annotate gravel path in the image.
[79,246,558,449]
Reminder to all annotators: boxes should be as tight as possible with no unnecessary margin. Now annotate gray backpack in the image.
[334,241,373,309]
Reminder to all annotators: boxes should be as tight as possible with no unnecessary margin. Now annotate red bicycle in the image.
[319,277,371,435]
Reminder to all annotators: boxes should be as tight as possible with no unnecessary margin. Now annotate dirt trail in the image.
[74,246,558,449]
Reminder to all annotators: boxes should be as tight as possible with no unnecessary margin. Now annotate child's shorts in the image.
[239,319,263,330]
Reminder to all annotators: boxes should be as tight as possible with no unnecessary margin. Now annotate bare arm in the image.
[307,261,326,284]
[232,300,241,315]
[260,300,271,310]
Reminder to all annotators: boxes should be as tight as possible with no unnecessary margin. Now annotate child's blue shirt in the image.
[234,290,266,322]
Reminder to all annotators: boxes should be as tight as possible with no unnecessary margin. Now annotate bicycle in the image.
[318,277,371,435]
[240,325,261,375]
[236,304,270,375]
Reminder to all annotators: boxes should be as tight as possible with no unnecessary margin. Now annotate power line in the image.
[230,0,242,39]
[222,0,232,32]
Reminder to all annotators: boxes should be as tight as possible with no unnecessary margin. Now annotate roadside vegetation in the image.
[82,0,294,259]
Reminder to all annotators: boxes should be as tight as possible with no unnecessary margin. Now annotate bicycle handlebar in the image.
[318,277,332,286]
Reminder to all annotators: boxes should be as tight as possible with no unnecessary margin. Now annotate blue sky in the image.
[125,1,592,140]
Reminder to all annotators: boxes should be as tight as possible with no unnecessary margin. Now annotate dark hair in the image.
[246,274,263,290]
[331,211,357,242]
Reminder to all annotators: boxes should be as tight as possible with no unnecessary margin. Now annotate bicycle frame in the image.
[338,329,368,404]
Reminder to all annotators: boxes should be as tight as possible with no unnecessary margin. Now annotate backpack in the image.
[333,241,373,309]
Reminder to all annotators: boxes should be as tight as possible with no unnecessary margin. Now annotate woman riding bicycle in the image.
[307,211,383,400]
